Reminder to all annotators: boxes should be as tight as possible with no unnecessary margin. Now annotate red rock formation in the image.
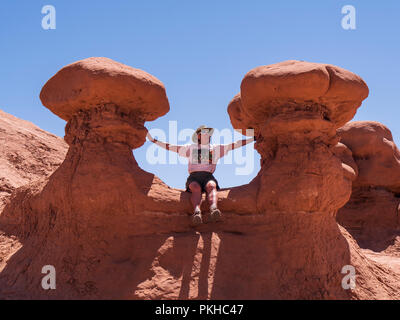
[337,121,400,250]
[0,58,259,299]
[1,58,399,299]
[229,60,370,215]
[0,110,67,211]
[0,109,67,290]
[225,60,371,298]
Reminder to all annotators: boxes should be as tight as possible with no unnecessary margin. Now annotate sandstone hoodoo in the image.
[0,57,176,298]
[227,60,369,298]
[1,58,399,299]
[337,121,400,249]
[231,60,369,213]
[33,56,174,234]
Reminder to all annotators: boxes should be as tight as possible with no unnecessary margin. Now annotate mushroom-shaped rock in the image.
[228,60,369,214]
[240,60,369,130]
[40,57,169,149]
[31,57,175,222]
[40,57,169,122]
[337,121,400,248]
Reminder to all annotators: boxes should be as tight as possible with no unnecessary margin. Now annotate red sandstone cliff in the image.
[0,58,399,299]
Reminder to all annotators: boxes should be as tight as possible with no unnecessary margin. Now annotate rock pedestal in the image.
[227,60,369,298]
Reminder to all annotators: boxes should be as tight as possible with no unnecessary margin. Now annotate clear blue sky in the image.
[1,1,399,190]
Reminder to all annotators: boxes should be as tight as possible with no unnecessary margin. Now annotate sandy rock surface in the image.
[0,109,67,210]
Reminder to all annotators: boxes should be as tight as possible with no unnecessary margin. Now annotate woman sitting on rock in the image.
[147,125,255,226]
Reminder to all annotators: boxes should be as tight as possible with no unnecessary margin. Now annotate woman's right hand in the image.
[146,132,155,142]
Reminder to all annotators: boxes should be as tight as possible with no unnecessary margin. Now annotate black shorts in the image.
[185,171,221,193]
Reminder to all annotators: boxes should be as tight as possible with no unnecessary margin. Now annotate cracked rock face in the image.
[337,121,400,249]
[64,103,148,149]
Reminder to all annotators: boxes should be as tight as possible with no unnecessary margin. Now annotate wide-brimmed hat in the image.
[191,125,214,143]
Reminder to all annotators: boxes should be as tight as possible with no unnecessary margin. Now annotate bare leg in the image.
[205,180,218,209]
[189,181,202,213]
[205,180,221,221]
[189,181,203,226]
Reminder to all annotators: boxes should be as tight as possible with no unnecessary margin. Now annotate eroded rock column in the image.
[226,60,370,298]
[337,121,400,249]
[0,58,172,298]
[38,57,170,225]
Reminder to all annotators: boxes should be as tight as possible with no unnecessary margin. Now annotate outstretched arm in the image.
[147,132,182,153]
[225,136,255,152]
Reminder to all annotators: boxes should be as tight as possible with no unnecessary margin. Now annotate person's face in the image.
[197,129,211,144]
